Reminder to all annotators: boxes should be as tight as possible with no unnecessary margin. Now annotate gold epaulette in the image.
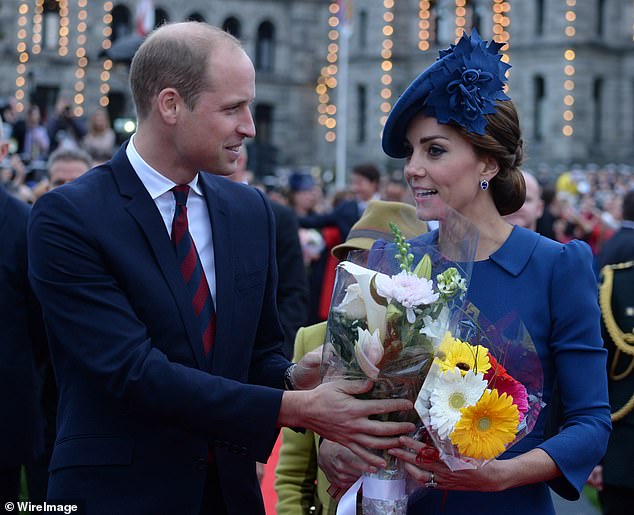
[599,261,634,421]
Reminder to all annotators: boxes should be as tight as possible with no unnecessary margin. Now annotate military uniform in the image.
[599,261,634,515]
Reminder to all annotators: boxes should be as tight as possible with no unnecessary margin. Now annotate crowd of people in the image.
[0,20,632,515]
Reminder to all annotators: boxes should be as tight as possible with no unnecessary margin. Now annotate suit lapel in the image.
[110,146,207,369]
[199,174,233,371]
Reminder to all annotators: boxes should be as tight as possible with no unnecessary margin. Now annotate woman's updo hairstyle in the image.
[459,100,525,216]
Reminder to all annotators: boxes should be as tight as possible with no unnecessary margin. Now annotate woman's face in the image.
[403,114,492,221]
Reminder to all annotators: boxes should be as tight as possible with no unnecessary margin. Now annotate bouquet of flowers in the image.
[414,303,545,471]
[321,209,478,515]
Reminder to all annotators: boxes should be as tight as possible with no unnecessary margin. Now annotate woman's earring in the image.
[480,178,489,191]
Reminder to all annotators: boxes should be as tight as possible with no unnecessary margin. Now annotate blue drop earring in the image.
[480,178,489,191]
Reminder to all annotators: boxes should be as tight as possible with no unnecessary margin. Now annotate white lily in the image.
[354,327,384,379]
[336,283,367,320]
[338,261,388,340]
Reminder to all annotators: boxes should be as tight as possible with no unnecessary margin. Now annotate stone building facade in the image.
[0,0,632,178]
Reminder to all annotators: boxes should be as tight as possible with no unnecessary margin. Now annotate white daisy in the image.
[428,368,488,439]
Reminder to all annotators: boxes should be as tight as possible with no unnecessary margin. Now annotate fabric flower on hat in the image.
[425,30,511,135]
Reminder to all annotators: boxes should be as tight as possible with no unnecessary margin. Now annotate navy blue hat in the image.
[382,30,511,159]
[288,172,315,192]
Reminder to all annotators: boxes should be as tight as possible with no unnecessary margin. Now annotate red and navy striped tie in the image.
[171,185,216,357]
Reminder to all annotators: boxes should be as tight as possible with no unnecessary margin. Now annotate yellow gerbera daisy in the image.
[435,335,491,376]
[449,389,520,460]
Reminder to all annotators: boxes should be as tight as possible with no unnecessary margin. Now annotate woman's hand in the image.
[318,439,370,498]
[388,435,507,492]
[586,465,603,491]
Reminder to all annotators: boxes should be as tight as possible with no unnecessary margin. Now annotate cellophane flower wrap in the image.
[414,303,545,473]
[321,207,478,515]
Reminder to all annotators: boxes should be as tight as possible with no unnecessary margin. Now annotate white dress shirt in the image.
[126,136,217,304]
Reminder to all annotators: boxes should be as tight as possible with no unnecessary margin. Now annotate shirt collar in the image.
[126,135,203,199]
[488,226,540,277]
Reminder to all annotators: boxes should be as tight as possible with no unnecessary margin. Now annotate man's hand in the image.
[292,345,323,390]
[278,379,415,467]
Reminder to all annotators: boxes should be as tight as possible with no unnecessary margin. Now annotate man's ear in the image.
[156,88,180,125]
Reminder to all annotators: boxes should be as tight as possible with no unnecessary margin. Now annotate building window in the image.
[256,21,275,72]
[536,0,545,36]
[186,12,205,23]
[356,84,367,143]
[43,0,60,50]
[597,0,605,37]
[533,75,545,142]
[594,78,603,143]
[111,4,132,42]
[358,10,367,49]
[255,104,274,143]
[154,8,169,28]
[222,17,241,38]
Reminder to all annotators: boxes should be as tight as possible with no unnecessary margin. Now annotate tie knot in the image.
[172,185,190,207]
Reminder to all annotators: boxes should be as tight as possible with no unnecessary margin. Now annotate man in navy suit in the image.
[28,22,413,515]
[0,117,46,503]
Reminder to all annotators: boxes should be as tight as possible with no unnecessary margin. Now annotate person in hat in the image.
[274,200,428,515]
[377,31,610,514]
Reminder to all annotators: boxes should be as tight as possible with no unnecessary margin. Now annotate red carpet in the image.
[261,434,282,514]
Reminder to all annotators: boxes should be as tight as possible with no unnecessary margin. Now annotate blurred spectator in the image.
[13,105,49,162]
[597,190,634,268]
[82,109,116,163]
[275,200,428,515]
[25,146,92,501]
[228,149,307,358]
[46,97,86,152]
[0,114,47,505]
[299,164,381,241]
[288,172,334,324]
[536,182,558,240]
[382,172,409,202]
[30,147,92,203]
[586,259,634,514]
[504,171,544,231]
[47,147,93,190]
[1,97,19,142]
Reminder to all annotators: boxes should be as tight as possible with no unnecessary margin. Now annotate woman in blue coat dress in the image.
[378,31,611,514]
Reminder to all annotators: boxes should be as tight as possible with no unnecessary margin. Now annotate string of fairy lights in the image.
[315,1,341,143]
[15,0,115,115]
[562,0,577,137]
[379,0,394,128]
[100,2,114,108]
[492,0,511,63]
[418,1,431,52]
[454,0,466,39]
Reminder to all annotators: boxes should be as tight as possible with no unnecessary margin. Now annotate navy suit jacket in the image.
[28,144,291,514]
[0,187,45,469]
[597,226,634,268]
